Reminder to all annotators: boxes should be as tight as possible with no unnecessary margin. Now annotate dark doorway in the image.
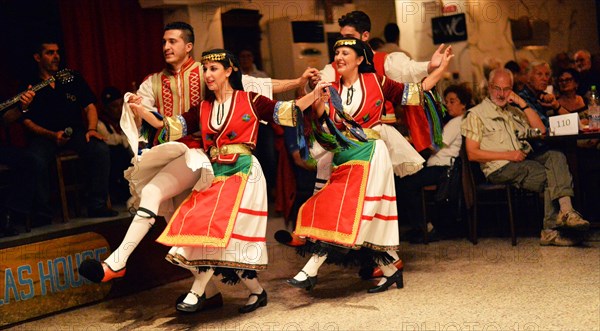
[221,9,264,70]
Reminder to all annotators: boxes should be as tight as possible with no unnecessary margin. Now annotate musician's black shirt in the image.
[20,70,96,132]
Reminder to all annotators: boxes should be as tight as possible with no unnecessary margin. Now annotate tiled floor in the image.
[7,213,600,330]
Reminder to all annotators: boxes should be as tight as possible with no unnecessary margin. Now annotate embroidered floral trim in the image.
[168,253,267,270]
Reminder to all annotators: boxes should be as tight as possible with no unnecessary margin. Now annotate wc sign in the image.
[432,13,467,44]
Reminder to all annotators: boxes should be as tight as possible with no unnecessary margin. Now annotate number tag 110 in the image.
[549,113,579,136]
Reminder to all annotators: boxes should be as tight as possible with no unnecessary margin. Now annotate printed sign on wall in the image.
[432,13,468,45]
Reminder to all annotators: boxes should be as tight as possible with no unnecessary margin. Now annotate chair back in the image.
[460,137,474,209]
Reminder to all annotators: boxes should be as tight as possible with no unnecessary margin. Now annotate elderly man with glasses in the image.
[462,68,590,246]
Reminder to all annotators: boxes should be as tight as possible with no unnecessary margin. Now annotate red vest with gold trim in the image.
[329,73,384,129]
[199,91,259,164]
[331,52,395,123]
[149,57,202,117]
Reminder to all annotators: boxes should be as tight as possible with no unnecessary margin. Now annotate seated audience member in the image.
[573,49,600,98]
[518,61,567,128]
[396,84,471,243]
[556,69,600,222]
[462,68,590,246]
[238,49,268,78]
[556,69,587,115]
[20,39,117,218]
[98,86,132,204]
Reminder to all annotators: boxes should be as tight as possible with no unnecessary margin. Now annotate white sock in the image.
[558,196,573,213]
[237,271,263,305]
[104,215,154,271]
[183,268,215,305]
[294,254,327,280]
[376,262,399,286]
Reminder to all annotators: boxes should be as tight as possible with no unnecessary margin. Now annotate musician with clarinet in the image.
[18,37,117,220]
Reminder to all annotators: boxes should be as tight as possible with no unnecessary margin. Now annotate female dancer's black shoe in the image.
[239,290,267,313]
[176,291,206,313]
[286,270,318,291]
[367,269,403,293]
[175,292,224,312]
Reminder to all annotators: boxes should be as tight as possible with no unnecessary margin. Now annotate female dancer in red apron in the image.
[287,38,453,293]
[130,49,329,313]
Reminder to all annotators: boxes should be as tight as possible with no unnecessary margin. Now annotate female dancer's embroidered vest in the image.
[331,52,395,123]
[329,73,384,129]
[199,91,259,164]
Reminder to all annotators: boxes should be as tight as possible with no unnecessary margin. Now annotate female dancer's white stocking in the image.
[293,253,328,281]
[236,271,264,305]
[183,268,215,305]
[104,213,155,271]
[104,155,200,271]
[376,262,399,286]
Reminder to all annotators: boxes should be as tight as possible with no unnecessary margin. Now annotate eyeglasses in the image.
[490,85,512,94]
[557,77,574,84]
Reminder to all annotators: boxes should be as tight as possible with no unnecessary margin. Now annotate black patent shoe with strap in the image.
[367,269,403,293]
[175,292,224,312]
[238,290,267,314]
[286,270,318,291]
[176,290,206,313]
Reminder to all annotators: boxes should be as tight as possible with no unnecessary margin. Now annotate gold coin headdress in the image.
[333,38,371,65]
[201,52,238,71]
[334,39,357,48]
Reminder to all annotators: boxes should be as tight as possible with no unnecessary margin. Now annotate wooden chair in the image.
[462,149,517,245]
[420,184,437,244]
[55,150,84,222]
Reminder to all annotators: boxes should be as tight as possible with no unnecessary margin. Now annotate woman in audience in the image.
[556,68,588,117]
[396,84,471,243]
[286,38,453,293]
[556,69,600,222]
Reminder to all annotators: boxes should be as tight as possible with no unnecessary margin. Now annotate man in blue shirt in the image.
[518,61,567,129]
